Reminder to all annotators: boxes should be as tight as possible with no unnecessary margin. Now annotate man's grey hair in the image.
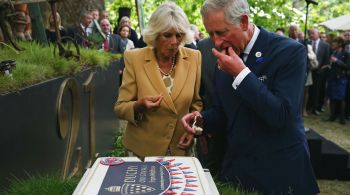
[142,2,193,47]
[80,10,92,20]
[120,16,130,23]
[200,0,250,26]
[100,18,110,25]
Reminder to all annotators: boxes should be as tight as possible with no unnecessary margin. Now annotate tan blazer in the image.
[115,47,202,157]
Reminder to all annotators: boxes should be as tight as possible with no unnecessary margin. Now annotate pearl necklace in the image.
[158,56,176,76]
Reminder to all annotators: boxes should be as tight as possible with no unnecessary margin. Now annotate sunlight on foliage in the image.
[106,0,349,37]
[0,42,118,94]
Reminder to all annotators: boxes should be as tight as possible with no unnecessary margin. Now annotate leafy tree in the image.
[106,0,205,34]
[106,0,350,37]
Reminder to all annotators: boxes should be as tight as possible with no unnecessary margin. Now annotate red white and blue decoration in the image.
[73,157,212,195]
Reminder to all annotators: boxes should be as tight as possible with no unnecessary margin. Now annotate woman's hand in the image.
[177,131,194,150]
[134,94,163,113]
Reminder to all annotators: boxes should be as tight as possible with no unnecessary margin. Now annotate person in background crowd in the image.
[275,27,285,36]
[80,11,93,36]
[327,36,350,124]
[67,11,93,47]
[113,16,139,47]
[99,10,109,21]
[100,18,125,88]
[182,0,319,194]
[185,24,200,49]
[308,28,331,116]
[45,12,67,43]
[320,32,327,42]
[115,2,202,159]
[344,31,350,119]
[288,24,301,42]
[191,24,201,43]
[288,24,313,119]
[304,43,319,118]
[118,24,135,51]
[89,8,99,21]
[135,35,147,48]
[99,18,124,54]
[344,31,350,54]
[298,31,305,42]
[88,8,106,49]
[117,24,135,83]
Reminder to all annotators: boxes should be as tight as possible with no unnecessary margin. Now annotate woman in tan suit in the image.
[115,2,202,158]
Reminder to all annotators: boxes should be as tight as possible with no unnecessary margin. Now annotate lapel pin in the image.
[255,51,262,58]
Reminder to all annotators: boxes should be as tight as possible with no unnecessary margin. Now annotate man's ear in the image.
[240,15,249,31]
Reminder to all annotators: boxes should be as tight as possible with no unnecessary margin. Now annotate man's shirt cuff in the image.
[232,67,251,89]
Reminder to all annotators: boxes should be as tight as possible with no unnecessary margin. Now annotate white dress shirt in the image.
[232,25,260,90]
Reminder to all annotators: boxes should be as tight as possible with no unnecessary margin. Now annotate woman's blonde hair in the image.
[142,2,193,47]
[49,12,62,29]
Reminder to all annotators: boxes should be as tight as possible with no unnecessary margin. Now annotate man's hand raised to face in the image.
[212,47,246,76]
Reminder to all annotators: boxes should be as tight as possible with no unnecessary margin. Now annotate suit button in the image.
[168,123,174,129]
[166,136,171,139]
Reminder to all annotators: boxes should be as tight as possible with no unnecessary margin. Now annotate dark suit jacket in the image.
[184,42,197,50]
[108,34,125,54]
[197,38,227,176]
[202,27,319,194]
[67,26,88,47]
[197,38,216,109]
[316,40,331,67]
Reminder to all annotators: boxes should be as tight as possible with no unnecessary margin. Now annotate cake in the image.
[73,157,216,195]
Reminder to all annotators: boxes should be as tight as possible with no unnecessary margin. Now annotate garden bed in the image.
[0,42,121,188]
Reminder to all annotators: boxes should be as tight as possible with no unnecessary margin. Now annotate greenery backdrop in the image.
[105,0,350,36]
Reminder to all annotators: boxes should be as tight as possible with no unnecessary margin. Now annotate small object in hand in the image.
[100,157,124,166]
[192,115,203,135]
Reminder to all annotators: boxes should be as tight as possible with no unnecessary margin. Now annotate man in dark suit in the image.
[100,19,125,54]
[308,28,331,115]
[182,0,319,194]
[196,38,226,177]
[67,11,93,48]
[185,25,201,50]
